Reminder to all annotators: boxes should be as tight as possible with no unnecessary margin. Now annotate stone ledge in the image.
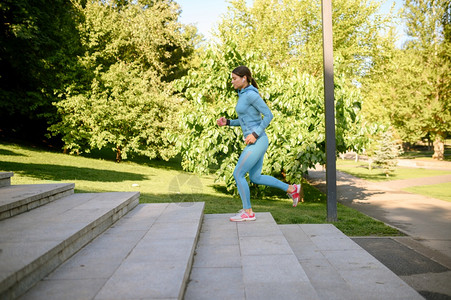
[0,191,139,299]
[0,172,13,188]
[0,183,75,220]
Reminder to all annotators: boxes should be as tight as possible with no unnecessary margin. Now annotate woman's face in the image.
[231,73,247,90]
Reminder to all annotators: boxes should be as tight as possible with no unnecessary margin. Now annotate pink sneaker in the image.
[230,210,256,222]
[287,184,303,207]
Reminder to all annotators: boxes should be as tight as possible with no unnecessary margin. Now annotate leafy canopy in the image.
[50,0,196,161]
[362,0,450,159]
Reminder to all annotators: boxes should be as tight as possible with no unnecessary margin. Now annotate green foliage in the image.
[49,0,195,161]
[0,0,82,139]
[363,0,451,160]
[216,0,395,81]
[175,40,365,192]
[51,62,180,161]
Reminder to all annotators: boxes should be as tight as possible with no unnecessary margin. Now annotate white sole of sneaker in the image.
[230,217,256,222]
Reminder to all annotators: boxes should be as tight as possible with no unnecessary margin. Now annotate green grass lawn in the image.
[0,142,400,236]
[403,183,451,202]
[336,160,451,182]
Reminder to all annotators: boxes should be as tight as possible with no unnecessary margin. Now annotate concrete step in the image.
[185,213,320,300]
[280,224,424,300]
[0,183,75,221]
[0,191,139,299]
[19,202,205,300]
[0,172,13,188]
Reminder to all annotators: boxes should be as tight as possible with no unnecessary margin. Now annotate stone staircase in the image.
[0,172,424,300]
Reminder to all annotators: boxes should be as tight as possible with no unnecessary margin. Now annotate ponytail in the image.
[232,65,259,89]
[250,77,259,89]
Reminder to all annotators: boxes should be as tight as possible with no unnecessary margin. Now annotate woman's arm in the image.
[228,119,240,126]
[217,117,240,126]
[250,93,273,137]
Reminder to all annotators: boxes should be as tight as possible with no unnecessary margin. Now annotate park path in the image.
[306,159,451,265]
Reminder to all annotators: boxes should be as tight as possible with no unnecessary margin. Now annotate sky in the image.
[176,0,406,44]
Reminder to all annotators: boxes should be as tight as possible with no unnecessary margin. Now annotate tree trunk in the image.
[116,146,122,162]
[432,137,444,160]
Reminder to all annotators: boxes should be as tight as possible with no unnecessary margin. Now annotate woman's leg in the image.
[233,146,255,210]
[233,135,273,209]
[248,135,289,191]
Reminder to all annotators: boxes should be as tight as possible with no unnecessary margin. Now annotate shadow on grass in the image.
[81,148,184,171]
[0,161,146,182]
[0,148,26,156]
[0,142,185,172]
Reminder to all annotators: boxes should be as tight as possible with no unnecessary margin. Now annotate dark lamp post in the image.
[321,0,337,222]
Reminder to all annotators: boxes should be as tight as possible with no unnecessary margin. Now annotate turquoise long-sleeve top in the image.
[228,85,273,138]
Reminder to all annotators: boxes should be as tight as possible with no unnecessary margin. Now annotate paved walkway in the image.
[306,159,451,299]
[185,214,422,300]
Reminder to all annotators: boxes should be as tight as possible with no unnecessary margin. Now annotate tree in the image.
[49,0,196,161]
[405,0,451,160]
[370,129,403,177]
[0,0,82,142]
[215,0,395,82]
[364,0,450,160]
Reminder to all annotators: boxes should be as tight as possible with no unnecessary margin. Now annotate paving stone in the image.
[241,254,310,283]
[192,244,241,268]
[126,238,195,264]
[281,224,424,300]
[197,232,239,246]
[94,261,184,300]
[145,219,201,240]
[46,232,145,280]
[198,216,238,246]
[185,213,319,300]
[279,224,311,241]
[321,249,383,271]
[239,235,294,256]
[338,268,423,300]
[299,259,358,300]
[237,221,283,237]
[107,203,168,232]
[184,267,245,300]
[245,282,319,300]
[19,278,106,300]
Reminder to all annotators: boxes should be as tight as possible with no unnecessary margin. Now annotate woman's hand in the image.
[217,117,227,127]
[245,134,256,145]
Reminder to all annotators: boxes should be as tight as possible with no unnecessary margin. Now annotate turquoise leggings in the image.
[233,135,289,209]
